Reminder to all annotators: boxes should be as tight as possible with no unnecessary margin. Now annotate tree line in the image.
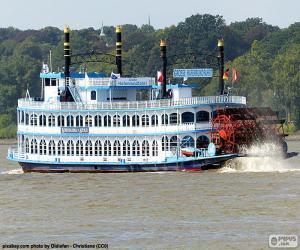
[0,14,299,138]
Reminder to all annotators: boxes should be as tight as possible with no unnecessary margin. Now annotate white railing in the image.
[18,96,246,111]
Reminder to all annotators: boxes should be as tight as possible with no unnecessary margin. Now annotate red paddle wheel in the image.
[210,107,286,154]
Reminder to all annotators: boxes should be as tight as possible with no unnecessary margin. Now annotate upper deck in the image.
[18,95,246,111]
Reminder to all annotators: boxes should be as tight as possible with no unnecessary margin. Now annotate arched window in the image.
[76,140,84,156]
[142,115,150,127]
[94,115,101,127]
[67,140,74,156]
[152,140,158,156]
[91,90,97,100]
[142,140,150,156]
[123,115,130,127]
[123,140,130,156]
[30,114,37,126]
[40,139,46,155]
[162,136,169,151]
[104,140,111,156]
[170,113,178,124]
[170,136,179,151]
[25,113,29,125]
[85,115,92,127]
[113,115,121,127]
[30,139,38,154]
[49,140,55,155]
[104,115,111,127]
[132,115,140,127]
[196,111,209,122]
[162,114,168,125]
[48,114,55,127]
[39,115,46,126]
[181,112,194,123]
[57,115,65,127]
[181,136,195,148]
[85,140,93,156]
[113,141,121,156]
[132,140,140,156]
[76,115,83,127]
[151,115,158,126]
[25,138,29,153]
[67,115,74,127]
[58,140,65,156]
[95,140,102,156]
[196,135,210,149]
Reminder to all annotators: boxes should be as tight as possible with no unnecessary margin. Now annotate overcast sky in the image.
[0,0,299,30]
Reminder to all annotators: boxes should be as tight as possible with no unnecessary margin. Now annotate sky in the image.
[0,0,299,30]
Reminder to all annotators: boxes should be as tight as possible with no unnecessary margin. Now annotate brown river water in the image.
[0,141,299,250]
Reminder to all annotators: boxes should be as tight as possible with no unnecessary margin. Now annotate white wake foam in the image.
[0,168,24,174]
[220,143,300,173]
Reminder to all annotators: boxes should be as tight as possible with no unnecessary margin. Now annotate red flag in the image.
[157,71,164,85]
[232,67,238,82]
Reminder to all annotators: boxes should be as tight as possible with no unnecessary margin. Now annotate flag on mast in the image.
[232,67,238,82]
[223,68,229,81]
[157,71,164,85]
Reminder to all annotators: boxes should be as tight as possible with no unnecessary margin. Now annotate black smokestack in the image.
[64,26,71,85]
[218,38,224,95]
[160,39,167,98]
[116,25,122,76]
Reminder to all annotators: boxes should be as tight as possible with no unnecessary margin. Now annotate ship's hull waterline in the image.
[18,154,237,173]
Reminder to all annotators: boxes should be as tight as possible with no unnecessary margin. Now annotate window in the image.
[151,115,158,126]
[67,140,74,156]
[40,140,47,155]
[104,140,111,156]
[142,140,150,156]
[142,115,149,127]
[123,115,130,127]
[67,115,74,127]
[170,136,179,151]
[95,140,102,156]
[49,140,56,155]
[162,136,169,151]
[123,140,130,156]
[31,139,38,154]
[162,114,168,125]
[76,115,83,127]
[48,114,55,127]
[85,115,92,127]
[132,140,140,156]
[196,111,209,122]
[132,115,140,127]
[57,115,65,127]
[39,115,46,126]
[181,112,194,123]
[152,140,158,156]
[21,111,24,124]
[113,115,121,127]
[196,135,210,149]
[85,140,93,156]
[76,140,84,156]
[58,140,65,156]
[113,141,121,156]
[169,113,178,125]
[25,138,29,153]
[181,136,195,148]
[94,115,101,127]
[91,90,97,100]
[30,114,37,126]
[104,115,111,127]
[25,113,29,125]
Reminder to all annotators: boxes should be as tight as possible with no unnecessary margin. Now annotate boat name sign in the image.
[61,127,89,134]
[173,68,213,78]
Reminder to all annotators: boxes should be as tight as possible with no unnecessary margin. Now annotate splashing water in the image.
[0,168,24,175]
[220,143,300,173]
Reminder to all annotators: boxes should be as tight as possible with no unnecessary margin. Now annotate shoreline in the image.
[0,138,17,145]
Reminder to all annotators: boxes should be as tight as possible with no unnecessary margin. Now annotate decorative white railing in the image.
[18,95,246,111]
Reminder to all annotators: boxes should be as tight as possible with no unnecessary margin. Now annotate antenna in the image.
[49,50,53,72]
[148,14,151,26]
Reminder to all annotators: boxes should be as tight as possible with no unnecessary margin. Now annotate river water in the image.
[0,141,299,250]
